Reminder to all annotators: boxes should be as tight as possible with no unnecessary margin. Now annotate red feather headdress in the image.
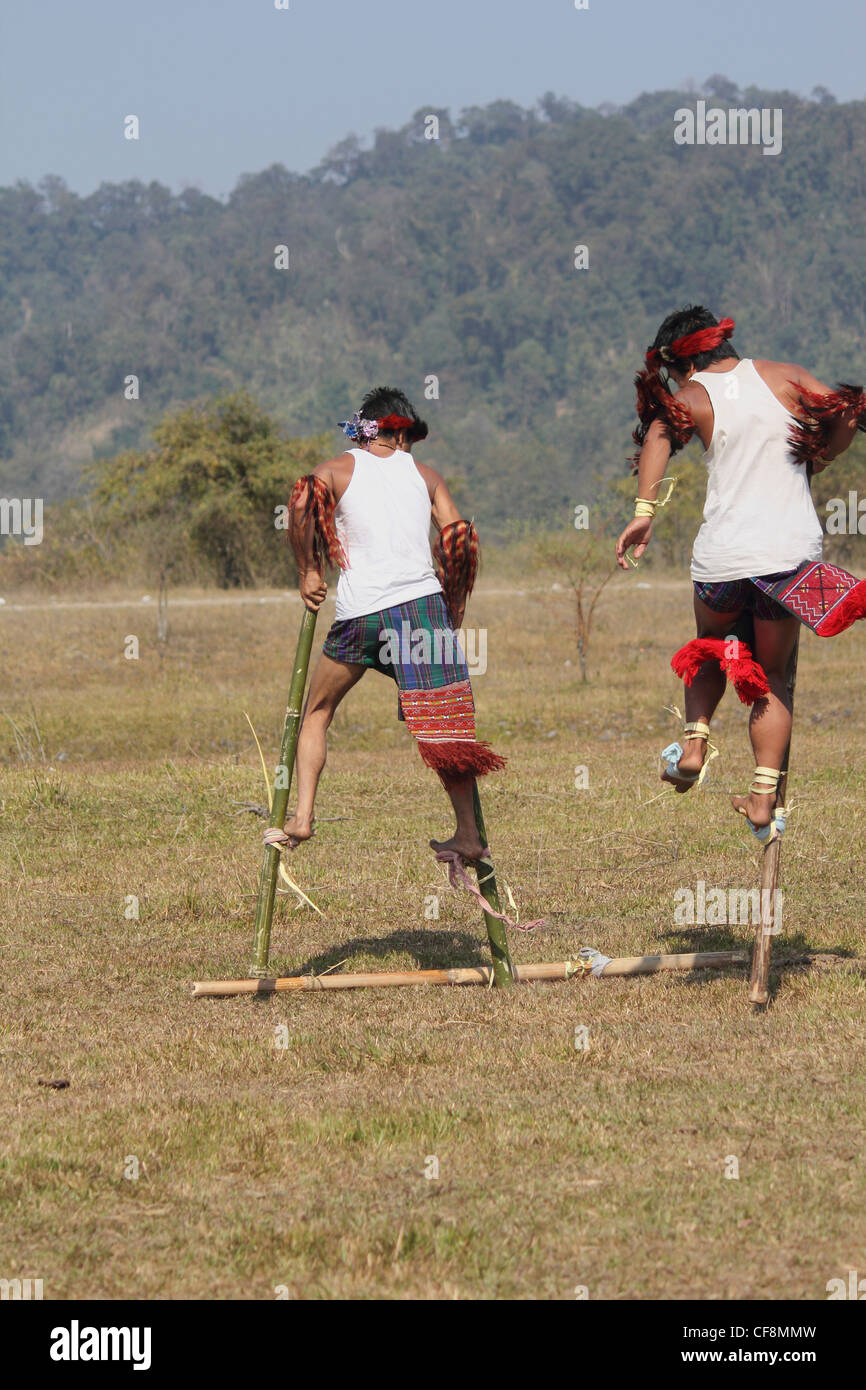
[377,414,414,432]
[645,317,736,372]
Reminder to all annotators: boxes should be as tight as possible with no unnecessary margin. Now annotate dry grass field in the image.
[1,570,865,1300]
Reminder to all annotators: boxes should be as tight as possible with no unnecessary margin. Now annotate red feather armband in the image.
[630,368,696,472]
[788,383,866,466]
[433,520,479,627]
[288,474,347,572]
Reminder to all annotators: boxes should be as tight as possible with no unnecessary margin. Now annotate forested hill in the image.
[2,80,864,526]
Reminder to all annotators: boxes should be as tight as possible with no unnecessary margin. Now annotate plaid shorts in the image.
[322,593,468,692]
[693,571,797,622]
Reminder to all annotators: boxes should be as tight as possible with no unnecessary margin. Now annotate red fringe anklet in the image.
[671,637,770,705]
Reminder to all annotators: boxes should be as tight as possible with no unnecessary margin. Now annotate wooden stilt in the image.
[193,949,747,998]
[249,607,318,977]
[749,633,800,1006]
[470,783,515,988]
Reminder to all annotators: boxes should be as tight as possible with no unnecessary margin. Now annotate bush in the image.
[0,392,329,590]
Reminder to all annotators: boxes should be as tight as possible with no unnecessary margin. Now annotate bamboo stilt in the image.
[193,950,747,997]
[470,782,515,988]
[249,607,318,977]
[749,632,800,1006]
[245,607,515,983]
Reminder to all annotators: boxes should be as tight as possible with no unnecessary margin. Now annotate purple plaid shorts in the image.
[693,571,797,622]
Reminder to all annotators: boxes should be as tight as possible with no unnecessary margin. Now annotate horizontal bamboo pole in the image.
[192,950,747,998]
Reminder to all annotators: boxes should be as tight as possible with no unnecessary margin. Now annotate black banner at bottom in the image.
[5,1298,860,1376]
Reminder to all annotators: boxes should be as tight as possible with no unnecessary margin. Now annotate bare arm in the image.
[615,419,672,570]
[636,416,675,502]
[414,462,461,531]
[415,463,472,626]
[431,481,462,532]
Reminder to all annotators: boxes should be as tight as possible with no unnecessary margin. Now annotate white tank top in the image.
[689,359,823,582]
[333,448,442,620]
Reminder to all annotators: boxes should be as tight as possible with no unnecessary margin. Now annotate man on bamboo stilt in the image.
[615,307,865,838]
[283,386,504,859]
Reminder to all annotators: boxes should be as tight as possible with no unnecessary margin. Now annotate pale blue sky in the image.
[2,0,863,198]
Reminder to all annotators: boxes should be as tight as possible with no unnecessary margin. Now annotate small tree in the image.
[89,392,327,588]
[533,496,624,683]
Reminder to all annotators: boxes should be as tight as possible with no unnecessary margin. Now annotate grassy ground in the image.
[1,573,864,1300]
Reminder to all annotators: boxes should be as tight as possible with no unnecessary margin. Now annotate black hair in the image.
[650,305,739,373]
[358,385,428,445]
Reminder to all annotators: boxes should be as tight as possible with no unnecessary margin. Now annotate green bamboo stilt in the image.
[249,607,318,977]
[470,782,515,988]
[749,632,799,1006]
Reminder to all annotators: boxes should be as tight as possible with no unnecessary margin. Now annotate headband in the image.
[646,317,735,371]
[338,412,415,441]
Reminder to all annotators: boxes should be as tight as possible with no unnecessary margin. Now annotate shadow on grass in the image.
[289,928,490,978]
[658,925,860,1002]
[254,928,862,1003]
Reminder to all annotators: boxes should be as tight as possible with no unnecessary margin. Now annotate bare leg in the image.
[662,594,736,791]
[283,654,366,846]
[430,775,486,861]
[731,613,800,827]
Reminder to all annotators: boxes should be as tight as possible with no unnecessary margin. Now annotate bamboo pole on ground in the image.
[193,950,748,997]
[749,633,800,1007]
[249,607,318,978]
[470,782,515,988]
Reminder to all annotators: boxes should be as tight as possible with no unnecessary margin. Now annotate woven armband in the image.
[288,474,348,572]
[433,520,479,627]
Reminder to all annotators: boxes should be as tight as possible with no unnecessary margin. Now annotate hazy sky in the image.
[2,0,864,198]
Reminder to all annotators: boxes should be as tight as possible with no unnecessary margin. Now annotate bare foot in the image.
[430,833,487,861]
[661,737,706,794]
[731,793,774,828]
[282,814,315,848]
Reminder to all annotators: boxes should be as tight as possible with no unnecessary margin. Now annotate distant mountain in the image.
[1,81,864,528]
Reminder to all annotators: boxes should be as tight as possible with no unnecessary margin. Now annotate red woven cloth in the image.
[752,562,866,636]
[399,679,506,786]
